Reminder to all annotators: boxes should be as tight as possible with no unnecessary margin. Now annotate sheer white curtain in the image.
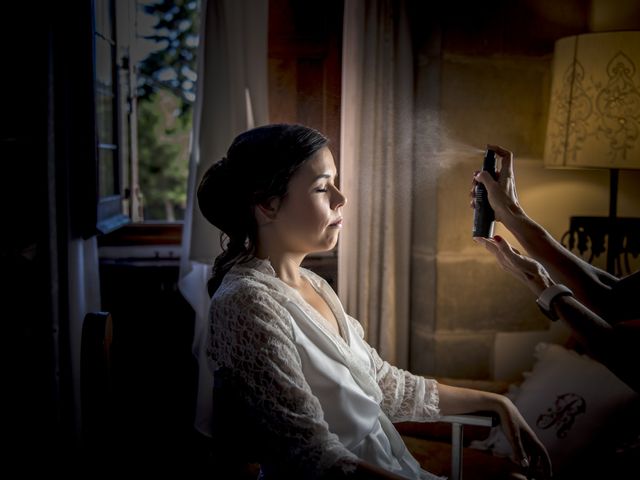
[339,0,414,368]
[178,0,269,436]
[69,237,102,437]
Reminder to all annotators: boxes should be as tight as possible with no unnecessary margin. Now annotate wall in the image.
[409,0,640,380]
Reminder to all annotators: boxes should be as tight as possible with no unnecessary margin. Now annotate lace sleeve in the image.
[207,281,358,478]
[346,315,441,423]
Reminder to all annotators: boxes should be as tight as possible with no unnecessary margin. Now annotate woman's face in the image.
[271,146,347,254]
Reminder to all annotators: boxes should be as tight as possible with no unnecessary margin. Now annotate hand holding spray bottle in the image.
[472,149,498,238]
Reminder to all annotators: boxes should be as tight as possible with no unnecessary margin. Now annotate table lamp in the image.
[543,31,640,275]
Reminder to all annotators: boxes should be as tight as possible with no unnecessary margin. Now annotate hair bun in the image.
[217,155,230,169]
[197,156,243,234]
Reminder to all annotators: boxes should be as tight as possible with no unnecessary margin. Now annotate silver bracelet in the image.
[536,284,574,321]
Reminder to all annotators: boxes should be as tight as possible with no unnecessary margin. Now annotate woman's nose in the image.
[332,187,347,209]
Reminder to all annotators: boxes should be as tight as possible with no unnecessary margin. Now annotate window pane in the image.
[96,91,114,145]
[95,36,113,89]
[99,147,116,197]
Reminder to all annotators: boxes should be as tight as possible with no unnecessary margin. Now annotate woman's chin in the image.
[314,238,339,253]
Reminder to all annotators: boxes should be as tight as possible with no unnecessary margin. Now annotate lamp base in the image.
[561,216,640,276]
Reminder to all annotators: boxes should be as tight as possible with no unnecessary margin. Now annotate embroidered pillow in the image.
[472,342,639,475]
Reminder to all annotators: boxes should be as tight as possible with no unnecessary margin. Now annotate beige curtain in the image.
[339,0,415,368]
[178,0,269,436]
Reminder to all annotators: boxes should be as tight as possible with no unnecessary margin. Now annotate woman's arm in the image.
[475,235,615,343]
[475,235,639,392]
[345,314,440,423]
[553,295,640,392]
[347,315,551,478]
[473,144,619,318]
[499,206,617,316]
[438,383,552,479]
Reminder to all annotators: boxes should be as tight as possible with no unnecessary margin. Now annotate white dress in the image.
[206,256,444,479]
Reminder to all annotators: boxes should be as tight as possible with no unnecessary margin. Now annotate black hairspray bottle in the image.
[472,149,497,238]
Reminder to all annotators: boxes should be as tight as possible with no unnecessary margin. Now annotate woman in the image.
[198,124,550,479]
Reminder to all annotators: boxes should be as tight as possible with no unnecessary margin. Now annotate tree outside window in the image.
[135,0,199,221]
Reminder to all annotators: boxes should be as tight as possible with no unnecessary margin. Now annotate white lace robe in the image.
[206,257,443,479]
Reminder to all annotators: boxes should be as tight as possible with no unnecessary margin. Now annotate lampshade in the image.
[544,31,640,170]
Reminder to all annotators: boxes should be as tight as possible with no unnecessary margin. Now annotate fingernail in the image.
[494,235,503,243]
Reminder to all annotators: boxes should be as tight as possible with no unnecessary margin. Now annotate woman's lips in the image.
[329,218,343,227]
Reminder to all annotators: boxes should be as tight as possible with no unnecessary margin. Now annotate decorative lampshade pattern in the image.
[544,31,640,170]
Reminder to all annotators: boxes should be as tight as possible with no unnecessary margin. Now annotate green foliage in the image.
[138,0,199,117]
[137,91,190,221]
[136,0,199,220]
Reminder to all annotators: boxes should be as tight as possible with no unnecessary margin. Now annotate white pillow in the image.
[471,342,639,474]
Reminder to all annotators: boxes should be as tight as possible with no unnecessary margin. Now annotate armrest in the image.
[396,411,499,443]
[439,411,499,428]
[438,412,500,480]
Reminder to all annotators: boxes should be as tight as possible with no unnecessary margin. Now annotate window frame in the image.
[97,0,188,246]
[93,0,131,236]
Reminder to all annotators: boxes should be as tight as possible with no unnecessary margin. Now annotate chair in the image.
[80,311,114,444]
[211,367,500,480]
[437,413,500,480]
[80,316,499,479]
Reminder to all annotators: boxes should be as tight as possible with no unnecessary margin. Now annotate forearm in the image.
[502,208,616,315]
[554,296,638,391]
[437,383,505,417]
[556,294,611,335]
[554,295,614,359]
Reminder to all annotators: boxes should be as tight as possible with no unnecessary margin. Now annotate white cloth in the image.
[206,256,444,479]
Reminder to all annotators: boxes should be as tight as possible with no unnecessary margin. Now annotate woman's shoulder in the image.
[215,257,280,295]
[215,267,268,295]
[213,272,278,309]
[210,261,293,325]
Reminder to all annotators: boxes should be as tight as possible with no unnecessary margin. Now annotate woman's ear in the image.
[255,197,281,223]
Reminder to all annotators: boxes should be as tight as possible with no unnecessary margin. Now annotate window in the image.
[133,0,200,222]
[92,0,200,237]
[94,0,131,233]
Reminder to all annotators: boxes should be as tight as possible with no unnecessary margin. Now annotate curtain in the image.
[178,0,269,437]
[68,237,102,436]
[339,0,414,368]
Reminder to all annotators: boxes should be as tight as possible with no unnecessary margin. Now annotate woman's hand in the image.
[470,144,523,224]
[474,235,553,297]
[495,395,553,480]
[438,383,552,479]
